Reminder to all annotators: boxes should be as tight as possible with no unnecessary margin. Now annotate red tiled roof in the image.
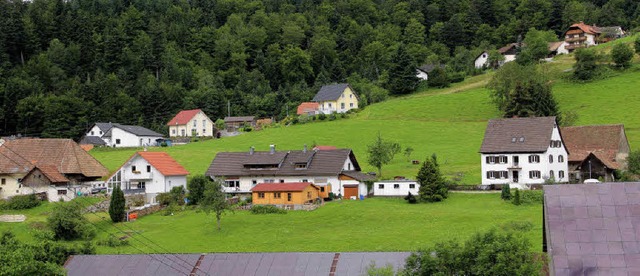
[251,182,317,192]
[567,22,601,35]
[296,102,319,115]
[137,152,189,176]
[313,145,337,150]
[561,124,627,169]
[36,165,69,183]
[80,144,94,152]
[167,109,201,126]
[0,146,32,174]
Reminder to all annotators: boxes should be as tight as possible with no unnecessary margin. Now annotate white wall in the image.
[474,52,489,69]
[227,174,368,197]
[169,111,215,137]
[106,128,162,148]
[416,69,428,81]
[373,181,419,196]
[557,41,569,55]
[503,54,516,63]
[86,125,105,137]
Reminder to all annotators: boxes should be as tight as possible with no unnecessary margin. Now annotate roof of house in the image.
[296,102,319,115]
[567,21,601,35]
[29,165,69,183]
[543,182,640,275]
[64,252,410,276]
[341,170,376,182]
[480,117,558,154]
[167,109,202,126]
[79,136,106,145]
[224,116,256,123]
[1,139,108,178]
[313,145,337,151]
[498,43,518,54]
[561,124,628,169]
[135,152,189,176]
[548,41,564,52]
[312,83,353,102]
[103,124,163,138]
[206,148,362,178]
[251,182,318,192]
[94,123,114,133]
[80,144,94,152]
[417,64,445,73]
[0,146,32,174]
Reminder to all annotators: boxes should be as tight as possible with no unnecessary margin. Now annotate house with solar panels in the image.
[312,83,359,114]
[479,116,569,189]
[106,151,188,204]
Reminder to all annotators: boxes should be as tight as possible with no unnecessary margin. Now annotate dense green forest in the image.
[0,0,638,139]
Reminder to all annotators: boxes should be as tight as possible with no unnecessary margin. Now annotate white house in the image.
[167,109,215,137]
[474,52,490,69]
[415,64,445,81]
[206,145,373,199]
[106,151,188,204]
[373,179,419,196]
[81,123,164,148]
[479,117,569,189]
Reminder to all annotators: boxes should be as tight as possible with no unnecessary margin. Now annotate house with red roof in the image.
[251,182,320,209]
[564,21,601,52]
[106,151,189,204]
[167,109,215,137]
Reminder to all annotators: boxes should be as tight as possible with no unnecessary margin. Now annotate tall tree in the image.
[200,179,232,231]
[367,132,401,177]
[187,174,209,205]
[417,154,449,202]
[109,185,126,223]
[386,44,419,95]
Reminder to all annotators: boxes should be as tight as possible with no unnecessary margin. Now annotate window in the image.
[172,129,176,134]
[394,184,400,189]
[57,190,67,195]
[137,182,146,189]
[302,179,308,183]
[529,170,541,179]
[549,155,554,163]
[193,120,197,127]
[378,184,384,189]
[295,163,307,169]
[342,94,345,98]
[350,103,354,107]
[279,179,285,183]
[549,170,554,179]
[559,170,565,179]
[225,180,240,187]
[341,103,345,109]
[100,131,103,135]
[528,155,540,163]
[486,171,508,179]
[203,128,206,134]
[558,155,564,162]
[287,193,292,201]
[264,179,275,183]
[320,187,325,192]
[203,120,206,127]
[485,156,507,164]
[328,103,332,108]
[252,180,257,185]
[146,165,151,173]
[1,178,5,185]
[409,184,415,189]
[274,192,281,199]
[307,191,312,198]
[91,131,94,135]
[132,166,137,172]
[258,192,265,198]
[116,139,121,144]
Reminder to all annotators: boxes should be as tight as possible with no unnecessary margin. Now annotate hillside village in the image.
[2,0,640,275]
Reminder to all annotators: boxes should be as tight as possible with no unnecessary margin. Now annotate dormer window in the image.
[511,137,516,143]
[295,163,307,169]
[519,137,525,142]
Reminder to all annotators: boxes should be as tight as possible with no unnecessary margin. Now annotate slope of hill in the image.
[92,49,640,184]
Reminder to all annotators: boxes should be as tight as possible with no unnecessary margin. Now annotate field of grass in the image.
[87,194,542,254]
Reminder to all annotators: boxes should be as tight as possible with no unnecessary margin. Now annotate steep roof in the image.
[94,123,114,133]
[480,117,558,154]
[1,139,108,178]
[206,148,361,177]
[251,182,317,192]
[296,102,319,115]
[224,116,255,123]
[29,165,69,183]
[0,146,32,174]
[561,124,628,168]
[167,109,202,126]
[312,83,352,102]
[136,152,188,176]
[548,41,564,52]
[566,21,601,35]
[543,182,640,275]
[79,136,106,145]
[416,64,445,73]
[498,43,518,54]
[103,124,163,138]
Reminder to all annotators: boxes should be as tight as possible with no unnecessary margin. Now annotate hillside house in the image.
[251,182,320,209]
[106,151,188,204]
[81,123,164,148]
[296,102,319,116]
[373,179,419,197]
[206,145,373,199]
[167,109,215,137]
[564,21,600,52]
[0,146,32,199]
[224,116,256,132]
[1,139,109,201]
[561,124,630,183]
[416,64,445,81]
[312,84,359,114]
[475,42,569,68]
[479,117,569,189]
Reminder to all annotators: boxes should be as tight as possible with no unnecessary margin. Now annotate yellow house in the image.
[312,83,359,114]
[251,182,320,209]
[167,109,215,137]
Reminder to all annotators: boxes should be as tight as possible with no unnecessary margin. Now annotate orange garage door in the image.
[343,185,359,199]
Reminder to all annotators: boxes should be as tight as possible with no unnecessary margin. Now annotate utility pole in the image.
[227,101,231,117]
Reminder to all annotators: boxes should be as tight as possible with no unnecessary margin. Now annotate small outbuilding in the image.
[224,116,256,132]
[373,179,419,196]
[251,182,320,209]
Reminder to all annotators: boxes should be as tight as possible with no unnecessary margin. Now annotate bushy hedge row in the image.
[250,205,287,214]
[0,194,41,210]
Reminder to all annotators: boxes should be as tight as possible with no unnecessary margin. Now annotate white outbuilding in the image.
[373,179,419,196]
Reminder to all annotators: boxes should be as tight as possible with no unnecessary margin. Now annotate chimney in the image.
[270,145,275,154]
[250,146,255,155]
[303,144,307,153]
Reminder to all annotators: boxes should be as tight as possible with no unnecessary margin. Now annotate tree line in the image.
[0,0,638,139]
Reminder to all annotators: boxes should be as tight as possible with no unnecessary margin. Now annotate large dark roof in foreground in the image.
[65,252,411,276]
[544,182,640,275]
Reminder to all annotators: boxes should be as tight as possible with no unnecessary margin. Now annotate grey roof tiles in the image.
[480,116,557,153]
[312,84,350,102]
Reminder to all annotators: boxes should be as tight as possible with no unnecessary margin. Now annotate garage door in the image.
[343,186,358,199]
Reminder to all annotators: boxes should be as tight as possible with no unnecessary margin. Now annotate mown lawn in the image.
[92,194,542,254]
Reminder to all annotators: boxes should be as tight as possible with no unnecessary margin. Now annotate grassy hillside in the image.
[92,43,640,184]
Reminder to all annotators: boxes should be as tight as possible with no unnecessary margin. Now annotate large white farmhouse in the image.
[479,117,569,189]
[81,123,164,148]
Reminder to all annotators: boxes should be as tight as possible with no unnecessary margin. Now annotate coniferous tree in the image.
[387,44,419,95]
[635,36,640,55]
[513,189,522,205]
[501,184,512,200]
[417,154,449,202]
[109,185,126,223]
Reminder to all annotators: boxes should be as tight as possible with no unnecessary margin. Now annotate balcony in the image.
[507,162,521,169]
[223,186,250,194]
[565,43,587,50]
[565,36,586,43]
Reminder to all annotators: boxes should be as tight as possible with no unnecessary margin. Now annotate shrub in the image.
[317,113,327,120]
[427,67,449,88]
[628,150,640,175]
[328,113,337,121]
[160,141,168,147]
[187,175,209,205]
[404,192,417,204]
[156,192,172,206]
[0,194,41,210]
[109,186,126,223]
[169,186,186,206]
[520,190,543,204]
[448,71,466,83]
[513,189,521,205]
[97,235,130,247]
[611,42,634,68]
[501,184,512,200]
[162,203,180,216]
[47,202,95,240]
[573,48,598,80]
[635,36,640,55]
[250,205,287,214]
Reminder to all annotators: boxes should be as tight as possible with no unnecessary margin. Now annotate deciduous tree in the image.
[611,42,634,68]
[201,179,232,231]
[187,175,209,205]
[367,132,401,177]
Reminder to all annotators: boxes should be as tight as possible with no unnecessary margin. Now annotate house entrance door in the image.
[512,171,519,183]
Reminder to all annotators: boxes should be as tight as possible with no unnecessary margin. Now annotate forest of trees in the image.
[0,0,638,139]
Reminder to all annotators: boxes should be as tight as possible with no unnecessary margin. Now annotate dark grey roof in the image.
[224,116,255,123]
[206,148,363,177]
[341,170,376,182]
[312,83,352,102]
[103,124,164,138]
[544,182,640,275]
[65,252,411,276]
[479,117,557,153]
[94,122,114,132]
[417,64,445,73]
[79,136,106,145]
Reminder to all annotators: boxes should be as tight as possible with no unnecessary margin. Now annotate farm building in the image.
[373,179,419,196]
[251,182,320,210]
[415,64,445,81]
[224,116,256,132]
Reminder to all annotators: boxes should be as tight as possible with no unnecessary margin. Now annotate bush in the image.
[501,184,511,200]
[160,141,168,147]
[513,189,521,205]
[250,205,287,214]
[628,150,640,175]
[156,192,172,206]
[0,194,41,210]
[611,42,634,68]
[169,186,186,205]
[97,235,130,247]
[635,36,640,55]
[448,71,466,83]
[427,67,449,88]
[317,113,327,120]
[520,190,543,204]
[47,202,95,240]
[187,175,209,205]
[328,113,337,121]
[573,48,598,80]
[404,192,417,204]
[109,185,126,223]
[162,203,180,216]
